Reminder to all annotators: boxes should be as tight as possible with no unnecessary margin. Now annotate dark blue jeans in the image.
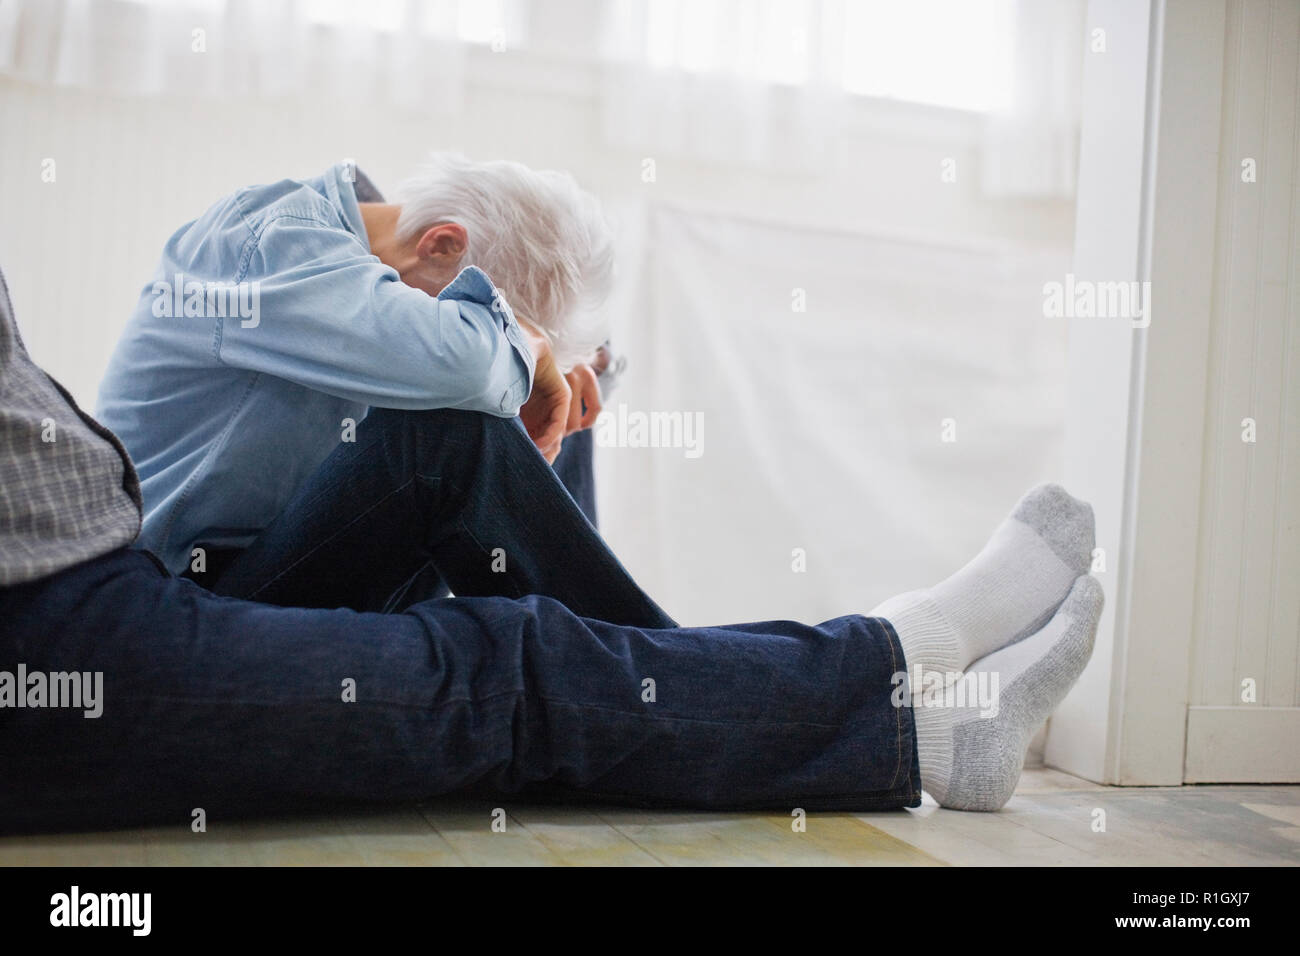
[551,426,598,527]
[208,409,672,628]
[349,423,599,614]
[0,547,922,832]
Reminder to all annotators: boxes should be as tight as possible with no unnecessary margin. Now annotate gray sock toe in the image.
[1011,483,1096,576]
[918,574,1104,811]
[877,483,1099,673]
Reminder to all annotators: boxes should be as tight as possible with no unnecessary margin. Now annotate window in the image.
[125,0,519,47]
[638,0,1015,113]
[840,0,1013,112]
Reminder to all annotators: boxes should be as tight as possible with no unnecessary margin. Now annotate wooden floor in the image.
[3,770,1298,866]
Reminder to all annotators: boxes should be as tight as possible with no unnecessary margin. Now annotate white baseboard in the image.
[1183,706,1300,783]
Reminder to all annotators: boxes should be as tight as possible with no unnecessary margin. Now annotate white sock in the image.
[871,483,1094,680]
[914,574,1104,811]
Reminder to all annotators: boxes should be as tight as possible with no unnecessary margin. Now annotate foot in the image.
[872,483,1094,680]
[915,574,1104,811]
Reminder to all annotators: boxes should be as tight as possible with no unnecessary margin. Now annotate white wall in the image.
[1184,0,1300,783]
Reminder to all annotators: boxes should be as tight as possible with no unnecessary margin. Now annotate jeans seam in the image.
[877,615,907,792]
[106,689,847,730]
[435,470,532,601]
[535,697,845,731]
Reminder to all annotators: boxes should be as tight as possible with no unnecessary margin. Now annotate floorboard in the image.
[2,771,1296,866]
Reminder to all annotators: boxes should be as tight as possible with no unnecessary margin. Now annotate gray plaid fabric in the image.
[0,267,141,586]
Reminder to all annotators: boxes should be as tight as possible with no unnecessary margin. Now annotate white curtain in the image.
[0,0,481,113]
[597,201,1070,627]
[980,0,1086,198]
[599,0,1084,189]
[598,0,849,173]
[3,0,1084,187]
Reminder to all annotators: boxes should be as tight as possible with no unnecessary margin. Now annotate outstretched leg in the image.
[872,483,1103,811]
[916,575,1103,811]
[0,548,918,832]
[871,483,1094,678]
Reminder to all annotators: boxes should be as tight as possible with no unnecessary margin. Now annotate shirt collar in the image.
[324,162,370,248]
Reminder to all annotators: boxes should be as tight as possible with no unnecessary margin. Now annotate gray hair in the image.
[394,152,614,370]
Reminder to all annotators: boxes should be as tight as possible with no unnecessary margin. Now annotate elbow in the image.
[419,300,531,413]
[455,332,529,417]
[475,367,529,418]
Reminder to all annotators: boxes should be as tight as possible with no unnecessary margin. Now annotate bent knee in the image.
[364,407,526,453]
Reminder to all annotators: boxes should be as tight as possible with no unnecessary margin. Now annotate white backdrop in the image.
[598,202,1070,627]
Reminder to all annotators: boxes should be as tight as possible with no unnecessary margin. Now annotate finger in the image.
[534,421,563,459]
[541,412,564,462]
[562,366,599,435]
[523,398,565,456]
[532,427,561,463]
[542,393,568,454]
[565,379,585,435]
[574,365,602,429]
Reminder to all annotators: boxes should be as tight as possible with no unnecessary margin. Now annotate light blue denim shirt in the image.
[96,163,535,573]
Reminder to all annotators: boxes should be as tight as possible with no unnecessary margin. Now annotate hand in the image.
[517,319,570,463]
[564,364,602,435]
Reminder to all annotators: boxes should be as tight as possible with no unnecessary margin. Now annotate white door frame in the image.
[1045,0,1227,785]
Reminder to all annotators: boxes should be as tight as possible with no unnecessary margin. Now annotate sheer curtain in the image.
[598,200,1070,625]
[2,0,1083,186]
[0,0,510,113]
[981,0,1087,198]
[598,0,849,173]
[598,0,1084,190]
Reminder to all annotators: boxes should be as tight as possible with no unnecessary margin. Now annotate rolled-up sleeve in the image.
[216,215,534,416]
